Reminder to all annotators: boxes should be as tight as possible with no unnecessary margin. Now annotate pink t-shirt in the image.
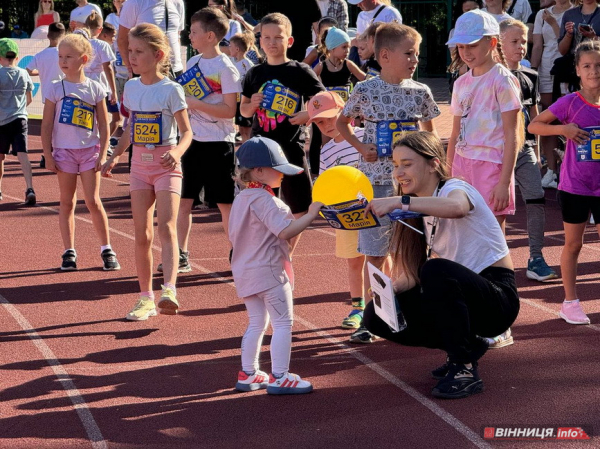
[450,64,522,164]
[229,188,294,298]
[548,92,600,196]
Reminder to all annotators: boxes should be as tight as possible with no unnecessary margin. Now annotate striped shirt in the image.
[320,127,364,174]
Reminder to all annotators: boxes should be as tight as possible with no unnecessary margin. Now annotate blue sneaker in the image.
[526,257,557,282]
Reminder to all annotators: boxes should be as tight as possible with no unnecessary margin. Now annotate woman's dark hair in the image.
[210,0,237,19]
[452,0,483,25]
[388,132,450,284]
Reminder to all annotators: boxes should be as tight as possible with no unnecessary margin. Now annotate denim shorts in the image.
[358,184,395,257]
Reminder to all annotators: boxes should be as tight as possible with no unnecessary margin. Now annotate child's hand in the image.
[290,110,309,125]
[101,157,118,177]
[490,182,510,212]
[357,142,378,162]
[562,123,589,144]
[542,9,557,26]
[565,21,575,35]
[95,155,106,172]
[250,93,264,110]
[161,150,180,170]
[308,201,324,216]
[45,156,59,174]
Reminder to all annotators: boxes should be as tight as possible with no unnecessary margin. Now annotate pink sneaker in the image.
[559,300,590,325]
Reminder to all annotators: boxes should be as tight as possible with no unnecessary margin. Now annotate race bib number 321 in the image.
[60,97,95,131]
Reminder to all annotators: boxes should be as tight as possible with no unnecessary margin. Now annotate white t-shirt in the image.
[507,0,533,23]
[105,12,119,28]
[356,4,402,35]
[223,19,242,45]
[319,128,363,174]
[70,3,103,22]
[120,0,185,73]
[46,78,106,149]
[26,46,63,103]
[450,63,522,164]
[482,8,512,23]
[533,6,566,77]
[232,57,254,80]
[185,53,241,142]
[123,77,187,146]
[85,39,116,96]
[424,178,509,274]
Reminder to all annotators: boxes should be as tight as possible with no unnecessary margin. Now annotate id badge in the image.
[326,86,350,102]
[176,65,213,100]
[261,82,300,117]
[320,199,380,230]
[576,126,600,162]
[376,120,418,157]
[60,97,95,131]
[131,111,162,146]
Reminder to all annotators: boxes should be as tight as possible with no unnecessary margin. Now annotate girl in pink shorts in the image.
[42,33,121,272]
[102,23,192,322]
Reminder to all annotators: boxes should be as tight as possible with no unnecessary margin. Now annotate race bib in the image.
[320,198,380,230]
[387,209,426,221]
[261,82,300,117]
[176,65,213,101]
[366,67,380,79]
[131,111,162,146]
[376,120,418,157]
[576,126,600,162]
[60,97,95,131]
[326,86,350,102]
[115,50,123,67]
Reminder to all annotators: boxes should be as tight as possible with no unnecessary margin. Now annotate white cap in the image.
[446,9,499,46]
[347,0,363,5]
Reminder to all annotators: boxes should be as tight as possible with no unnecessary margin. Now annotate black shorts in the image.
[275,143,312,214]
[235,101,252,127]
[181,140,235,204]
[558,190,600,224]
[0,118,27,155]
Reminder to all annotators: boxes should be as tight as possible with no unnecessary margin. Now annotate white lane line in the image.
[0,294,107,449]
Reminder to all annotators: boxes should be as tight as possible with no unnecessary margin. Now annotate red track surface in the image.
[1,136,599,449]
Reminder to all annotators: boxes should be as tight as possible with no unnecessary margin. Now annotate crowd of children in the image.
[1,4,599,400]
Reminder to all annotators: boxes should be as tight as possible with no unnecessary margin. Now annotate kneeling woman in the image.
[365,132,520,399]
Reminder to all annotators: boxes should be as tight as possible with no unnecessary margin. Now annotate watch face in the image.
[401,195,410,205]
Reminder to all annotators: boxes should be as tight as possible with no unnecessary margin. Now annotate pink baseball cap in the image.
[307,91,346,124]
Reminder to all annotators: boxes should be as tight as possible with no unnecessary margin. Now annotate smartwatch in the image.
[401,195,411,211]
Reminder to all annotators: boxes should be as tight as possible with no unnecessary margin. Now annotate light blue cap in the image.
[325,27,351,51]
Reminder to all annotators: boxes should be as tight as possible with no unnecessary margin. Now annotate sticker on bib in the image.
[576,126,600,162]
[376,120,418,157]
[326,86,350,102]
[320,198,380,230]
[176,65,213,100]
[115,50,123,67]
[60,97,95,131]
[131,111,162,145]
[261,82,300,117]
[366,67,380,79]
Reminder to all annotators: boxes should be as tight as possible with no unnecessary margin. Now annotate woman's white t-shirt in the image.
[533,6,566,77]
[424,178,509,274]
[356,5,402,35]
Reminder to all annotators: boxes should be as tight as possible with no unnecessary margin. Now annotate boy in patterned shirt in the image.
[337,22,441,343]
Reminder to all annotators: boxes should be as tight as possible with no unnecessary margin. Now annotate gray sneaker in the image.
[157,249,191,273]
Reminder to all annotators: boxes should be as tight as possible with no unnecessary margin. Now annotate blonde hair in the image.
[229,30,256,54]
[59,33,94,65]
[129,23,172,76]
[235,166,254,184]
[499,18,528,35]
[85,11,103,33]
[36,0,55,19]
[448,35,508,72]
[374,23,422,59]
[261,12,292,36]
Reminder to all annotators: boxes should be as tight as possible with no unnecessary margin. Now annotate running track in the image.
[0,135,599,448]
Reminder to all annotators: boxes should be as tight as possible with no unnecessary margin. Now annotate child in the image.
[360,22,384,78]
[529,40,600,326]
[230,31,255,143]
[314,27,366,95]
[98,22,116,46]
[241,13,325,222]
[0,38,36,205]
[230,136,323,395]
[41,34,119,271]
[303,16,338,69]
[102,23,191,320]
[499,19,557,283]
[84,12,120,137]
[337,22,440,344]
[307,91,365,329]
[163,7,241,273]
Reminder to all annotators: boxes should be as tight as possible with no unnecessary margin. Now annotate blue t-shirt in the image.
[0,66,33,126]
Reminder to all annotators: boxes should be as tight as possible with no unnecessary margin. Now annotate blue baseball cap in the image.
[237,137,304,176]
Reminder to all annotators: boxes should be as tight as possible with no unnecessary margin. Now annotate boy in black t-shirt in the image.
[240,13,325,216]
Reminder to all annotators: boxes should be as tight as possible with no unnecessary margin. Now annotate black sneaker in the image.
[431,363,484,399]
[431,336,489,380]
[349,325,374,344]
[40,155,45,169]
[61,250,77,271]
[101,249,121,271]
[157,248,191,273]
[25,188,36,206]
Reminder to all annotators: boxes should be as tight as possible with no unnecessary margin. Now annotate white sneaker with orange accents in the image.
[235,370,269,392]
[267,372,313,395]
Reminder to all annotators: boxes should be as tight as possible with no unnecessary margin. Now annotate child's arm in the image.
[314,62,323,77]
[529,109,589,143]
[278,202,324,240]
[419,119,438,138]
[41,100,57,173]
[26,68,39,77]
[529,104,541,165]
[446,115,461,174]
[101,121,131,177]
[117,25,132,77]
[336,113,378,162]
[95,98,110,169]
[347,60,366,81]
[186,92,237,118]
[102,61,118,105]
[240,93,263,118]
[26,90,33,106]
[302,48,318,66]
[490,109,520,212]
[161,109,193,169]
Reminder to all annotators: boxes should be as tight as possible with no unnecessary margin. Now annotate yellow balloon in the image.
[312,166,374,205]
